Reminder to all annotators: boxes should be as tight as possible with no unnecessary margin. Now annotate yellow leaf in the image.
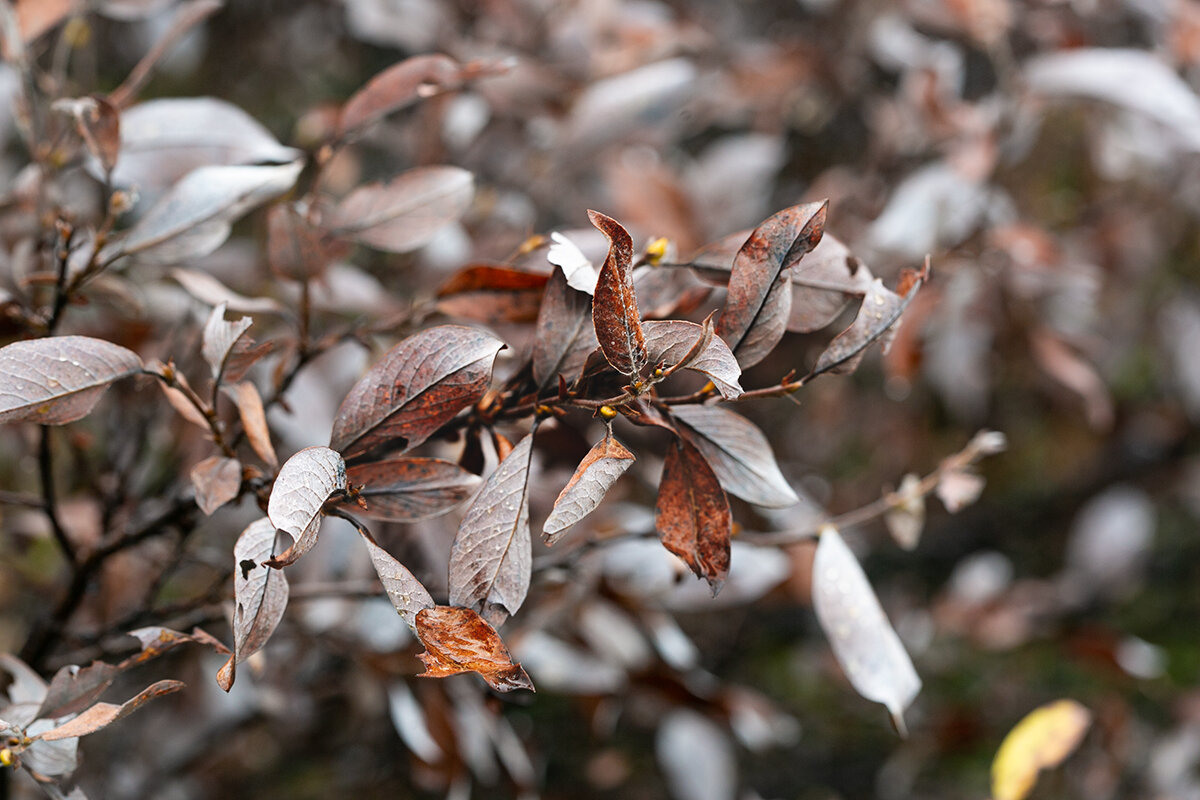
[991,699,1091,800]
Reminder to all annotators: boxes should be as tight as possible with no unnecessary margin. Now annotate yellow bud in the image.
[645,237,669,265]
[0,748,13,768]
[598,405,617,420]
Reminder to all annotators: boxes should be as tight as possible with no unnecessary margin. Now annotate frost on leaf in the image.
[543,431,635,543]
[589,210,646,376]
[217,518,289,691]
[414,606,534,692]
[0,336,143,425]
[812,527,921,734]
[448,432,535,628]
[265,446,346,568]
[331,324,504,459]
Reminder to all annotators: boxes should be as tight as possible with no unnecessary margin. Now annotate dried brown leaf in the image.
[267,202,346,282]
[0,336,143,425]
[347,457,481,522]
[38,680,185,741]
[643,317,743,399]
[415,606,534,692]
[589,210,646,376]
[671,404,797,508]
[331,325,504,459]
[223,381,278,469]
[448,432,534,627]
[339,53,463,136]
[655,437,731,593]
[217,518,289,692]
[543,431,635,543]
[190,455,241,515]
[435,265,549,324]
[532,267,595,389]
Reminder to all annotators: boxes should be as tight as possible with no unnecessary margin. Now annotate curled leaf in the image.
[415,606,534,692]
[38,680,185,741]
[642,318,742,399]
[265,446,347,568]
[0,336,143,425]
[589,210,646,376]
[217,518,289,691]
[200,303,253,381]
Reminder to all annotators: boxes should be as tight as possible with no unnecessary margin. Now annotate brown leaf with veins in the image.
[435,265,549,324]
[543,431,635,543]
[589,210,646,376]
[346,457,481,522]
[415,606,534,692]
[39,680,186,741]
[655,437,731,593]
[532,266,596,388]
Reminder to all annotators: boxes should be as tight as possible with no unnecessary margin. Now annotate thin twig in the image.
[38,426,76,566]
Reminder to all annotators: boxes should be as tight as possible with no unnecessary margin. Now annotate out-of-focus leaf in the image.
[327,166,474,254]
[171,268,285,315]
[224,382,278,469]
[813,527,921,733]
[217,518,289,692]
[54,95,121,175]
[670,404,797,508]
[331,325,504,459]
[1063,484,1155,596]
[0,653,48,725]
[339,53,463,136]
[111,97,299,193]
[347,457,480,522]
[867,164,995,259]
[265,446,346,568]
[543,431,635,543]
[656,708,737,800]
[991,699,1091,800]
[448,432,534,627]
[1029,329,1113,430]
[885,473,925,550]
[201,303,252,381]
[532,266,595,389]
[267,202,346,282]
[511,630,626,694]
[125,626,229,665]
[359,530,435,631]
[566,58,697,150]
[190,455,241,515]
[121,161,302,263]
[38,680,185,741]
[148,362,209,429]
[717,201,826,367]
[811,263,928,377]
[936,467,985,513]
[414,605,534,692]
[17,723,78,777]
[435,265,548,324]
[589,210,646,376]
[12,0,70,44]
[35,662,120,721]
[547,232,599,295]
[0,336,143,425]
[789,234,875,332]
[655,437,731,593]
[642,318,743,399]
[387,682,443,763]
[1025,49,1200,152]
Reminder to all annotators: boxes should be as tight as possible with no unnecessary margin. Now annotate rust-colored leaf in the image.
[811,262,928,378]
[671,404,797,508]
[190,455,241,515]
[332,325,503,459]
[414,606,534,693]
[642,317,743,399]
[543,431,635,543]
[589,210,646,376]
[359,530,435,631]
[339,54,464,136]
[38,680,185,741]
[223,381,278,469]
[0,336,143,425]
[435,265,549,324]
[217,518,289,692]
[327,166,474,254]
[124,626,230,667]
[655,436,731,593]
[532,266,596,389]
[347,457,481,522]
[448,432,535,628]
[265,447,346,568]
[716,201,827,366]
[200,303,253,381]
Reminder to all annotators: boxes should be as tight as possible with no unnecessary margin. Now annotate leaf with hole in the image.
[670,404,797,508]
[0,336,143,425]
[265,446,346,568]
[414,606,534,692]
[448,432,535,628]
[327,166,474,254]
[347,458,481,522]
[589,210,646,376]
[543,431,635,543]
[812,527,921,734]
[217,518,289,691]
[331,325,504,459]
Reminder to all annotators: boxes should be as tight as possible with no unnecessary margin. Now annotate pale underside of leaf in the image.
[171,268,286,315]
[347,457,481,522]
[642,318,743,399]
[266,446,347,567]
[217,517,289,691]
[331,324,504,459]
[0,336,143,425]
[360,531,435,631]
[339,53,463,136]
[448,433,535,628]
[543,432,635,542]
[201,303,253,380]
[38,680,186,741]
[812,527,921,734]
[670,404,798,508]
[811,268,926,377]
[328,166,474,253]
[35,661,121,721]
